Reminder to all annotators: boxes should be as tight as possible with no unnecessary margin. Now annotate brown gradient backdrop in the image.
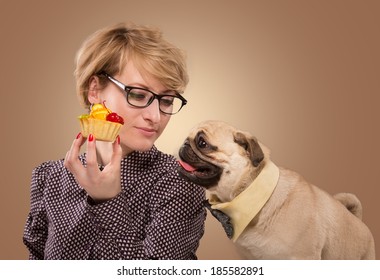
[0,0,379,259]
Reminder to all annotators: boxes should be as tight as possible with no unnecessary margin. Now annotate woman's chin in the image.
[122,139,155,153]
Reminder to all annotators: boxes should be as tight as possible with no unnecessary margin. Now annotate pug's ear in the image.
[234,132,264,167]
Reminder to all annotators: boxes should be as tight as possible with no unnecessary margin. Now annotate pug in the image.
[178,120,375,259]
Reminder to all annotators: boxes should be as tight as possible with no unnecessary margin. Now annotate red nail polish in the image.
[88,134,94,142]
[76,132,82,139]
[117,135,120,145]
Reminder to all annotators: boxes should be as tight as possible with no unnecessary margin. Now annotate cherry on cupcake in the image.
[106,112,124,124]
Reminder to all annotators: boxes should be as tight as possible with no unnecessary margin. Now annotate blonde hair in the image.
[74,22,189,109]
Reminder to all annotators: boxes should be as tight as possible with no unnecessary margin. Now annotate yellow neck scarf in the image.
[209,161,280,241]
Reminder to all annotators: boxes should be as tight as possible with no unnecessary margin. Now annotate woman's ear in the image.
[87,76,102,104]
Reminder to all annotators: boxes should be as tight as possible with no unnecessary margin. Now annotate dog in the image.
[178,120,375,259]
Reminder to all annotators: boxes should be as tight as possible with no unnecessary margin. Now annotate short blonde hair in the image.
[74,22,189,109]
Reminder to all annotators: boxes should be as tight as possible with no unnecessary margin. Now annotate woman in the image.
[23,22,206,259]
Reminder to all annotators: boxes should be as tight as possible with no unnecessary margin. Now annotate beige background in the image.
[0,0,379,259]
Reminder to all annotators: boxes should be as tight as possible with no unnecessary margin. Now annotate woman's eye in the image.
[160,97,174,107]
[128,91,147,101]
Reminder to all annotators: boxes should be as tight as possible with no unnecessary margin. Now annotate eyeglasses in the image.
[99,72,187,115]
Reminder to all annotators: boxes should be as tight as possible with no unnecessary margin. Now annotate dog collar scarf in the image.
[209,160,280,242]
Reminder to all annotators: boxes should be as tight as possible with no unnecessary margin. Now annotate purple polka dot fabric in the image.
[23,146,206,259]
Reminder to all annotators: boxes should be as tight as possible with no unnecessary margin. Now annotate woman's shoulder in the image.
[148,147,205,192]
[132,146,179,173]
[31,158,69,184]
[152,147,178,168]
[33,158,64,173]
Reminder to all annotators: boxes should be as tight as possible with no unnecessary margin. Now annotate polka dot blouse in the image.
[23,146,206,259]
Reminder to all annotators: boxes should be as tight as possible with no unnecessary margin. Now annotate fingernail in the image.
[76,132,82,139]
[117,135,120,145]
[88,134,94,142]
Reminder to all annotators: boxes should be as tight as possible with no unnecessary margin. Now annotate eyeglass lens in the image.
[126,88,183,114]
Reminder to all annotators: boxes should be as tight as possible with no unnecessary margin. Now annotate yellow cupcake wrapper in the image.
[78,117,122,142]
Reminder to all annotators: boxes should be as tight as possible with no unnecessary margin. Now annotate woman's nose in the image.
[142,98,161,123]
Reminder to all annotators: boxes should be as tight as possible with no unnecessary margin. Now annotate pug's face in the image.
[178,120,266,202]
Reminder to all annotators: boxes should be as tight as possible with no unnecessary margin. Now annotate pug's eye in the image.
[197,136,208,149]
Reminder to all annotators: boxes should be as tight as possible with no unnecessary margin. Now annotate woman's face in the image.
[88,60,172,155]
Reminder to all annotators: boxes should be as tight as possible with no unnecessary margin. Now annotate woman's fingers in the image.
[110,136,122,167]
[64,133,86,176]
[64,133,123,201]
[85,134,101,177]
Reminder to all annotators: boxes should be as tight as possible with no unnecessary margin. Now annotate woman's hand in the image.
[64,133,123,203]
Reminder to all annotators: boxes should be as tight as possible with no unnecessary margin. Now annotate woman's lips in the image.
[136,127,157,137]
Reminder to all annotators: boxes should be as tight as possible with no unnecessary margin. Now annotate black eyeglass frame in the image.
[98,72,187,115]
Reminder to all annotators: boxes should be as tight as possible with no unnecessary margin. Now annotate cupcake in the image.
[78,102,124,142]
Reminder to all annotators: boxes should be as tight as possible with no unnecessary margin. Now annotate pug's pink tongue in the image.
[178,160,196,172]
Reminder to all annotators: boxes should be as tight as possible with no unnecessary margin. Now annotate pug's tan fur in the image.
[180,120,375,259]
